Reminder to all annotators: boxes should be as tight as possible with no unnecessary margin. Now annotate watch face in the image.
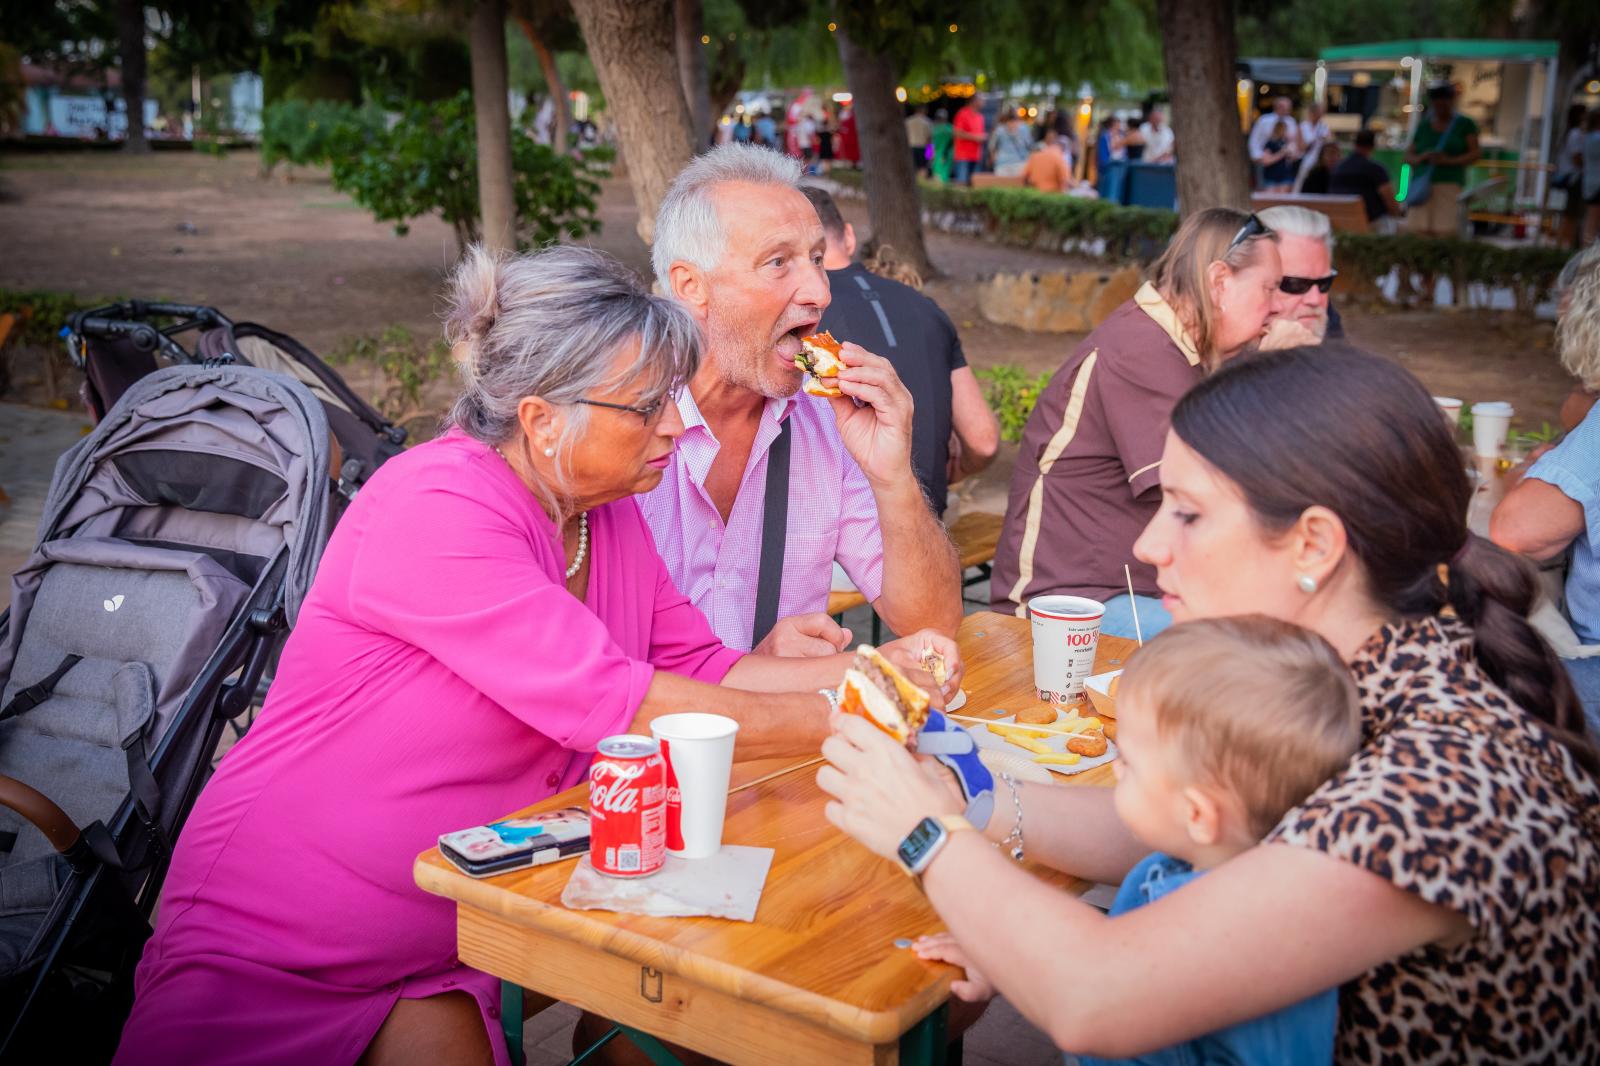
[897,817,944,872]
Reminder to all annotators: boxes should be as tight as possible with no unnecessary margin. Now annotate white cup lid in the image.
[1471,401,1514,415]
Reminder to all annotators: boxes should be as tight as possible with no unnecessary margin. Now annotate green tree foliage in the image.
[710,0,1161,93]
[322,90,600,252]
[259,97,385,167]
[1235,0,1523,58]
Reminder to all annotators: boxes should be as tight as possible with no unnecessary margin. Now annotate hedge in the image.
[825,169,1568,308]
[0,289,117,347]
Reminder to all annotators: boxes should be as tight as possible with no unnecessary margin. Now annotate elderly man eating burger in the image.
[639,144,963,656]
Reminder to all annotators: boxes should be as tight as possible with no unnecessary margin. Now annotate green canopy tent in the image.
[1315,38,1559,210]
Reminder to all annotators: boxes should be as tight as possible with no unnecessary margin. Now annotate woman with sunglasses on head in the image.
[992,207,1283,639]
[113,246,959,1066]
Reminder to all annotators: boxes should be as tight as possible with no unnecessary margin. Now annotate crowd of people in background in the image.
[711,79,1598,248]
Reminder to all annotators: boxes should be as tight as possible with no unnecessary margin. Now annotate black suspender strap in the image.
[751,419,792,649]
[0,654,82,723]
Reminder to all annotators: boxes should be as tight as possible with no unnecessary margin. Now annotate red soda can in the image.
[588,736,666,877]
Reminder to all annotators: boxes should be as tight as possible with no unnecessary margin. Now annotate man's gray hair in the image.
[1257,205,1334,259]
[445,244,701,508]
[1557,246,1600,391]
[651,143,805,285]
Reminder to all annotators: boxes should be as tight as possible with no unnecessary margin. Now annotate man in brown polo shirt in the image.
[991,284,1199,635]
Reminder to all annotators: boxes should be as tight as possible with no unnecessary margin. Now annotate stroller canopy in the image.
[25,365,331,627]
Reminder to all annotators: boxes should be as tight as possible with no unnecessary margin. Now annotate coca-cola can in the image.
[588,735,666,878]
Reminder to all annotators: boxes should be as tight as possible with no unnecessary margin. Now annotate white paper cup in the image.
[650,713,738,859]
[1470,401,1514,460]
[1433,396,1462,425]
[1028,595,1105,706]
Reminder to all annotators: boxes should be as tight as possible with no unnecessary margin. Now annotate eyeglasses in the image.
[575,396,667,424]
[1279,271,1338,296]
[1226,213,1269,252]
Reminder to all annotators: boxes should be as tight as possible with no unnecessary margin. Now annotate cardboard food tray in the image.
[965,710,1118,777]
[1084,670,1122,719]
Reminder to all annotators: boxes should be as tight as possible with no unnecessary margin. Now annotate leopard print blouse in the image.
[1264,615,1600,1063]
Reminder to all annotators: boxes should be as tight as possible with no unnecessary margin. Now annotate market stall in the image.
[1315,38,1559,218]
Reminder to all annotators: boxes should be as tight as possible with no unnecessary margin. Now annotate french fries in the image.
[985,717,1100,739]
[986,722,1055,740]
[1034,752,1082,766]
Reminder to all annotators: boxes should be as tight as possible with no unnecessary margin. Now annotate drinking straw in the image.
[1125,564,1144,647]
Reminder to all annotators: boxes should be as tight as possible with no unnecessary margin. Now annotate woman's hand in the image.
[913,933,997,1002]
[753,613,852,658]
[817,712,963,861]
[880,629,965,699]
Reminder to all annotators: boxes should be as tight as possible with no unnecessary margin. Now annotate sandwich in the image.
[795,331,845,397]
[838,645,931,745]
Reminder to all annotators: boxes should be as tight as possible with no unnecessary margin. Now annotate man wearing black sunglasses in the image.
[1257,205,1345,347]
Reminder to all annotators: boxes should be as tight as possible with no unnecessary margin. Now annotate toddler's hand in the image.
[913,933,996,1002]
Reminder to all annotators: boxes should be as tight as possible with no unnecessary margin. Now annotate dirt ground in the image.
[0,149,1572,516]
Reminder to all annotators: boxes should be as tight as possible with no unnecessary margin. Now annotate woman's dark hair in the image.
[1171,345,1597,776]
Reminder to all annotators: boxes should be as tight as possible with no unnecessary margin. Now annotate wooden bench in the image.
[826,511,1005,620]
[1250,192,1370,234]
[971,173,1025,189]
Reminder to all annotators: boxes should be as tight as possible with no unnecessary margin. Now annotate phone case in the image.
[439,807,591,878]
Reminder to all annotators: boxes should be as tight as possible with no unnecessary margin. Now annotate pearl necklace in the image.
[497,445,589,579]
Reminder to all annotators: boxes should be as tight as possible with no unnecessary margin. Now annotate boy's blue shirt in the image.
[1068,852,1337,1066]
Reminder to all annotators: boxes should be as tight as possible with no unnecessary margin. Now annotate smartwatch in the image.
[895,813,973,877]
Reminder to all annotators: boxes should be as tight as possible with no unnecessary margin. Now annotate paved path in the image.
[0,402,93,609]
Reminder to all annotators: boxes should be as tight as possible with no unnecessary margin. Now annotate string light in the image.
[948,23,958,33]
[895,86,907,103]
[700,34,710,45]
[827,21,837,32]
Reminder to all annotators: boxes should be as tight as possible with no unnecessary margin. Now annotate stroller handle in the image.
[70,316,197,364]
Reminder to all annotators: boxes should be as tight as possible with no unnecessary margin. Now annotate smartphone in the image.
[439,807,591,878]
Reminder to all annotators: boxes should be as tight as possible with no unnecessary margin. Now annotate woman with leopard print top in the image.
[818,346,1599,1063]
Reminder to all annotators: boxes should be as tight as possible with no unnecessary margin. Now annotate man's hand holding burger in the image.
[826,341,917,490]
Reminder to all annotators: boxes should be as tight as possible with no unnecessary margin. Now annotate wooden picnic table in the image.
[828,511,1005,619]
[414,612,1134,1066]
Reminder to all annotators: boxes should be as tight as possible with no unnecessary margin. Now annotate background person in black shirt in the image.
[800,186,1000,514]
[1329,130,1400,228]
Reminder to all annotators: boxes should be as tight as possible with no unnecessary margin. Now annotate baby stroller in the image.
[64,300,407,509]
[0,365,331,1061]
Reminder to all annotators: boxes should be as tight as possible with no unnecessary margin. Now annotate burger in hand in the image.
[795,331,845,398]
[838,645,931,746]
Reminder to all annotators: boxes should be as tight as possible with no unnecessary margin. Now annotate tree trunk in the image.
[469,0,517,255]
[115,0,149,153]
[571,0,695,245]
[674,0,711,152]
[835,25,934,279]
[516,16,570,153]
[1155,0,1250,214]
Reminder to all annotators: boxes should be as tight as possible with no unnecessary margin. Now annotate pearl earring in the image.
[1296,574,1318,594]
[543,447,556,458]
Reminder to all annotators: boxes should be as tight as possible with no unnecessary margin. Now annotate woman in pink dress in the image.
[114,246,959,1066]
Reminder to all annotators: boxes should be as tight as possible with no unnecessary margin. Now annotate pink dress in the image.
[114,428,742,1066]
